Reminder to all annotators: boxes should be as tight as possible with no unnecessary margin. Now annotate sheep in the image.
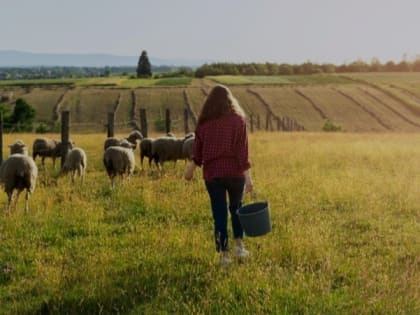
[182,135,195,161]
[103,145,135,187]
[9,140,28,155]
[150,136,189,169]
[140,137,156,169]
[62,147,87,184]
[0,154,38,213]
[104,130,143,151]
[32,137,74,168]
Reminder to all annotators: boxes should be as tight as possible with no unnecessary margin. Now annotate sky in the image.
[2,0,420,64]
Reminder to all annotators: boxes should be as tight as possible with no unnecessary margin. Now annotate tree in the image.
[10,98,36,132]
[137,50,152,78]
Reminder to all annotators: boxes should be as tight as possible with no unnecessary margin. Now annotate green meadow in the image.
[0,132,418,314]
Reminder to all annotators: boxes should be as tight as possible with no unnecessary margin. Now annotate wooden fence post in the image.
[250,114,254,133]
[140,108,148,138]
[61,111,71,169]
[107,112,115,137]
[165,108,171,134]
[276,116,281,131]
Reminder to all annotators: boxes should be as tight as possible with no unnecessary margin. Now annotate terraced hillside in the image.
[2,74,420,133]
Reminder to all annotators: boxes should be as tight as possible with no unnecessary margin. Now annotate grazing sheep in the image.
[62,147,87,184]
[32,138,74,168]
[9,140,28,155]
[103,145,135,187]
[182,136,195,161]
[140,137,156,169]
[104,130,143,151]
[0,154,38,212]
[151,136,188,169]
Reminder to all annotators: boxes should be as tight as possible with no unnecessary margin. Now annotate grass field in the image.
[0,132,418,314]
[207,74,353,86]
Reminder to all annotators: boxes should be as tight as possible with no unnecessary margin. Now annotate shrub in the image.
[322,120,342,132]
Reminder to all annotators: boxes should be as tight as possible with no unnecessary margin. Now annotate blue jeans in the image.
[205,177,245,252]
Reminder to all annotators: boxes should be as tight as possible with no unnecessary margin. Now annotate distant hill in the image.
[0,50,210,67]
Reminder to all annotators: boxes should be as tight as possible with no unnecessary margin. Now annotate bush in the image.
[35,122,51,133]
[322,120,342,132]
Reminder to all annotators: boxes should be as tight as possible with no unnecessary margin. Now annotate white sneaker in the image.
[234,246,250,258]
[220,256,232,266]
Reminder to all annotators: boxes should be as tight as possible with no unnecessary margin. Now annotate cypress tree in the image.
[137,50,152,78]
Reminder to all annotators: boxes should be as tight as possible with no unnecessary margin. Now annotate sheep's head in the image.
[9,140,28,155]
[128,130,144,142]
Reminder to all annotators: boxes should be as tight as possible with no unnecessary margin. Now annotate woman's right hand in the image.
[184,161,197,181]
[244,170,253,193]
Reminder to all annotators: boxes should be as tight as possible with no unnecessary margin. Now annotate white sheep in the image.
[0,154,38,213]
[104,130,143,151]
[32,137,74,168]
[62,147,87,184]
[103,145,135,187]
[9,140,28,155]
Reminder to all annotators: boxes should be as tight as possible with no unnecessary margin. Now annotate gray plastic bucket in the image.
[237,202,271,237]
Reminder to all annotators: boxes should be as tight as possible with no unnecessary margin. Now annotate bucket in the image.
[237,201,271,237]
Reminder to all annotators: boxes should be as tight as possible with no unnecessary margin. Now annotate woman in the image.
[184,84,253,265]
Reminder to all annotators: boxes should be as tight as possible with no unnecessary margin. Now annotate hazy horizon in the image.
[2,0,420,65]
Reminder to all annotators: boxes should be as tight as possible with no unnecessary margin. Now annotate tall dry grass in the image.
[0,132,418,314]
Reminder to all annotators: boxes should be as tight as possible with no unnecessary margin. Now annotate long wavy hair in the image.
[197,85,245,125]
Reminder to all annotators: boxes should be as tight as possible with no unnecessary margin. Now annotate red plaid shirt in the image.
[193,112,251,181]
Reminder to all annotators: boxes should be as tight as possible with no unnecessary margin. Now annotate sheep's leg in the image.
[110,175,116,189]
[78,166,84,185]
[52,157,56,170]
[13,190,21,211]
[140,155,144,170]
[6,191,13,214]
[41,157,46,168]
[71,170,75,184]
[24,190,30,213]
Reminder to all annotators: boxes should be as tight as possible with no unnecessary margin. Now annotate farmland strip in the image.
[183,90,198,125]
[247,88,278,118]
[130,89,137,121]
[388,84,420,104]
[52,90,68,122]
[200,88,208,97]
[332,87,391,130]
[294,89,328,119]
[340,75,420,116]
[358,87,420,128]
[247,88,304,131]
[113,93,122,113]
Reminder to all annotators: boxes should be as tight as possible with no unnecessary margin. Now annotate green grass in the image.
[0,132,418,314]
[0,78,77,87]
[208,74,353,85]
[0,76,193,88]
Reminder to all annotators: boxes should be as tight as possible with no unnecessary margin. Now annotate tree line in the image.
[3,54,420,80]
[194,58,420,77]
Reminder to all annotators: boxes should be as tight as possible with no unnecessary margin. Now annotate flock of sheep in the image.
[0,130,195,213]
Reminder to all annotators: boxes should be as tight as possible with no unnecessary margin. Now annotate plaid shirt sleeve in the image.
[192,128,203,167]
